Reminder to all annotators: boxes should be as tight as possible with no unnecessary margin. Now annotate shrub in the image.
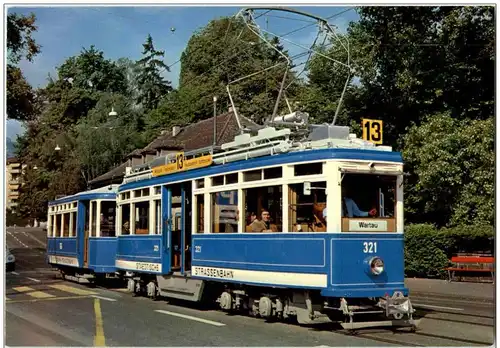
[404,223,494,278]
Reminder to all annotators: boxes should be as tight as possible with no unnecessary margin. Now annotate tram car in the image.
[111,116,418,330]
[46,185,120,283]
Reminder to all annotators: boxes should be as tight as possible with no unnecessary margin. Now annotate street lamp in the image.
[109,107,117,117]
[54,144,61,151]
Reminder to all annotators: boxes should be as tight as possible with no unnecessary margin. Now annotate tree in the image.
[307,6,494,146]
[136,34,172,111]
[7,12,41,64]
[6,12,41,121]
[402,113,494,227]
[176,16,297,124]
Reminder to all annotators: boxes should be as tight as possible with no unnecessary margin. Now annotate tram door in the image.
[170,185,182,271]
[82,201,90,268]
[182,183,193,274]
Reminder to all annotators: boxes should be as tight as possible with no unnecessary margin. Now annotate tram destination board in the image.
[152,153,213,177]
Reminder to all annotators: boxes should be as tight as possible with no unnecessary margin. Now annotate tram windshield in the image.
[341,173,396,218]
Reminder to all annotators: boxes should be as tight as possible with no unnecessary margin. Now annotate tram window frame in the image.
[288,181,327,233]
[294,162,323,176]
[243,169,262,182]
[47,214,53,237]
[100,200,116,237]
[243,184,283,233]
[212,175,224,186]
[121,203,131,235]
[91,201,98,237]
[70,211,77,237]
[62,212,70,237]
[133,200,149,235]
[195,179,205,189]
[195,194,205,234]
[340,173,397,232]
[211,190,238,233]
[154,199,161,235]
[55,214,62,237]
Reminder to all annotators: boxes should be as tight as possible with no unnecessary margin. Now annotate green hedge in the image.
[404,224,494,279]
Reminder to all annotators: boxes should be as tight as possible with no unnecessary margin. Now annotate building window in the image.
[211,190,238,233]
[264,167,282,179]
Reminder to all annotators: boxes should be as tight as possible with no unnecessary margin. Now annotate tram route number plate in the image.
[135,262,161,272]
[192,266,234,279]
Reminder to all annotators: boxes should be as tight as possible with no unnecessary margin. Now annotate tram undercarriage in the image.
[121,272,419,331]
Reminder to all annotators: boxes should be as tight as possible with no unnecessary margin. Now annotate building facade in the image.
[6,157,25,213]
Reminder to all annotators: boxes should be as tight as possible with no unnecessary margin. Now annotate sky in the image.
[6,5,360,138]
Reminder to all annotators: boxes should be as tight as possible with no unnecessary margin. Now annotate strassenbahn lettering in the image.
[193,266,234,279]
[136,262,161,272]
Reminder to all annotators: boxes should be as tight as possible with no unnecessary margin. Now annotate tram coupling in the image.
[339,291,420,331]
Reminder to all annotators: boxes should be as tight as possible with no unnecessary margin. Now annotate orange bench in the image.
[445,256,494,283]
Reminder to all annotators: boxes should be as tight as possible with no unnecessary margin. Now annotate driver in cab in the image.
[323,186,377,218]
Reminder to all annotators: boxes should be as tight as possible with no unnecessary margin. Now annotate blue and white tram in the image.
[47,185,120,283]
[113,124,417,330]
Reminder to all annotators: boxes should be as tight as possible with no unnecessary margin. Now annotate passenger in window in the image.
[312,203,327,232]
[249,209,278,232]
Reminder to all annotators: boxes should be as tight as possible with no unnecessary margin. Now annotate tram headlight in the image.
[369,257,384,275]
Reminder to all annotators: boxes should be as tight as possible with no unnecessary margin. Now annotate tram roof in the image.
[48,185,120,206]
[118,147,403,192]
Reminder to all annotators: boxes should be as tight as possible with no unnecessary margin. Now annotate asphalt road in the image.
[5,228,496,347]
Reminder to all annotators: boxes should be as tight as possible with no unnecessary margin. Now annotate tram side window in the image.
[63,213,70,237]
[100,201,116,237]
[154,200,161,234]
[55,214,61,237]
[134,201,149,234]
[211,190,238,233]
[91,201,97,237]
[288,181,327,232]
[341,174,396,219]
[196,195,204,233]
[48,215,53,237]
[121,204,130,235]
[71,212,77,237]
[84,202,90,236]
[244,185,282,233]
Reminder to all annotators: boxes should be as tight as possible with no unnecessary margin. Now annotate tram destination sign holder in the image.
[152,152,213,177]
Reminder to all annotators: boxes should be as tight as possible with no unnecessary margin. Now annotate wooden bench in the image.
[445,256,494,283]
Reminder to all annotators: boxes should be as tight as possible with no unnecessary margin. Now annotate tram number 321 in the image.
[363,242,377,253]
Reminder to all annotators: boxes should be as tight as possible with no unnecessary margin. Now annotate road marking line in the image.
[413,303,464,311]
[13,286,34,293]
[26,277,41,282]
[94,298,106,346]
[11,272,20,275]
[27,291,56,299]
[92,295,117,302]
[155,310,226,327]
[49,284,97,296]
[6,295,90,303]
